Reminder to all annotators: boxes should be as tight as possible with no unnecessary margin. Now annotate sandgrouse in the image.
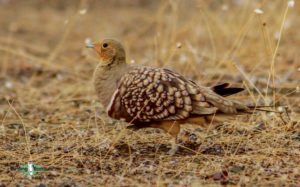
[87,39,249,154]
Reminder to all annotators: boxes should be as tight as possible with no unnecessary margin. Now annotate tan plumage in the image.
[88,39,249,154]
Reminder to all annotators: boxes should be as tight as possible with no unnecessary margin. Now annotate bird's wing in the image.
[107,67,225,122]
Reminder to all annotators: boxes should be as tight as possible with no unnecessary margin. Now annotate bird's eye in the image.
[102,43,108,48]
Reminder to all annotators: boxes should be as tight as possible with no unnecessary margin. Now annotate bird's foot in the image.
[168,137,179,155]
[168,144,179,155]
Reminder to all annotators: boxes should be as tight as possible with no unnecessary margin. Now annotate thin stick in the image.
[265,4,290,106]
[6,100,32,162]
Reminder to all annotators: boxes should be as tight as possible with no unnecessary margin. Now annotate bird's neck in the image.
[93,60,131,108]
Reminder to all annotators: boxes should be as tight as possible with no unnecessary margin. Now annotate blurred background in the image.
[0,0,299,186]
[0,0,299,94]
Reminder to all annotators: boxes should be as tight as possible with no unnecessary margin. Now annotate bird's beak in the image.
[86,43,94,48]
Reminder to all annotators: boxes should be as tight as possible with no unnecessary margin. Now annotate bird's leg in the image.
[184,116,224,128]
[184,117,208,127]
[127,121,181,155]
[168,135,179,155]
[150,121,181,155]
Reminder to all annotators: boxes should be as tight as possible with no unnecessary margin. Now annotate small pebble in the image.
[254,8,264,14]
[79,8,87,15]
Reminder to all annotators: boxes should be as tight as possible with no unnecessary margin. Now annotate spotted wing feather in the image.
[107,67,217,122]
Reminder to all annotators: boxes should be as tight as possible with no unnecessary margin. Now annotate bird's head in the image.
[87,39,126,66]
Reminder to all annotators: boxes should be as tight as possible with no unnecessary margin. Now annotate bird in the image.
[87,38,252,155]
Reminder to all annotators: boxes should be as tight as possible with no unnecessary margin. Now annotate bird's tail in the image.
[212,83,280,113]
[212,83,244,97]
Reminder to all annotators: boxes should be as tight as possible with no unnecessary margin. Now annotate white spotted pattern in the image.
[108,66,217,122]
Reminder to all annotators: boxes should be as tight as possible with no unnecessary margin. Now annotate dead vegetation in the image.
[0,0,299,186]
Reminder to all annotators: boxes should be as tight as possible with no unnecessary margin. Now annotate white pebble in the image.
[288,0,295,8]
[79,9,87,15]
[277,106,284,113]
[222,4,229,11]
[254,8,264,14]
[5,81,13,89]
[176,42,182,48]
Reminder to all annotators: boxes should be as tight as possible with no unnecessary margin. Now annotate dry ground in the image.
[0,0,299,186]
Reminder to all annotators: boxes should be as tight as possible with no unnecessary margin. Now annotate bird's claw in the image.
[168,144,179,155]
